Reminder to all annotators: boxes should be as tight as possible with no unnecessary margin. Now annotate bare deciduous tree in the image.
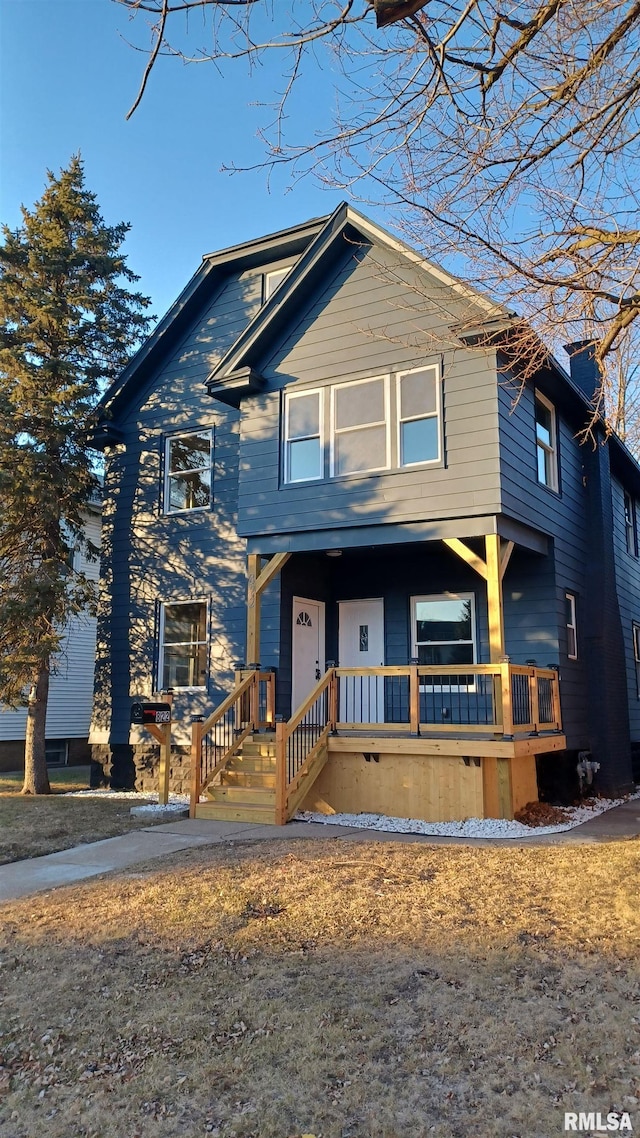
[115,0,640,445]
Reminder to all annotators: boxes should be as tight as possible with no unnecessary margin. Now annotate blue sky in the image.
[0,0,384,321]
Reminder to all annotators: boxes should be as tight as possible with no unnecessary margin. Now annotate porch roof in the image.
[245,514,548,557]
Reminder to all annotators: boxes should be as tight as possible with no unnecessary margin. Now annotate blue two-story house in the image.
[90,204,638,824]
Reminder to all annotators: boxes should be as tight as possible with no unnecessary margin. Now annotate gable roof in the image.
[92,214,329,442]
[205,203,510,403]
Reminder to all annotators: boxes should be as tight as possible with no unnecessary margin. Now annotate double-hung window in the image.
[165,431,213,513]
[397,366,441,466]
[160,601,208,690]
[624,491,637,555]
[331,376,389,476]
[535,393,558,491]
[633,624,640,698]
[411,593,476,666]
[566,593,578,660]
[284,390,323,482]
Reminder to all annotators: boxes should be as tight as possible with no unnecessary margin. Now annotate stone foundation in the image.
[90,742,191,795]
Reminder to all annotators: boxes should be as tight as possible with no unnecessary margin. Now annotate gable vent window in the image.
[165,430,213,514]
[331,376,389,476]
[535,392,558,491]
[398,366,441,466]
[264,265,292,303]
[284,390,323,483]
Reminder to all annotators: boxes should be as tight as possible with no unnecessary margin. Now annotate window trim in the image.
[329,374,391,478]
[396,364,442,468]
[566,592,578,660]
[158,599,209,692]
[624,491,637,556]
[535,391,559,492]
[283,388,324,484]
[411,591,477,692]
[633,623,640,698]
[264,265,293,303]
[164,429,214,516]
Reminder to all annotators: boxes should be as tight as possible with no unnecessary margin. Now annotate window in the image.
[633,624,640,698]
[535,393,558,491]
[284,390,323,482]
[165,431,213,513]
[566,593,578,660]
[624,491,637,555]
[397,366,441,466]
[160,602,208,689]
[330,376,389,476]
[45,740,68,766]
[411,594,476,665]
[264,266,292,302]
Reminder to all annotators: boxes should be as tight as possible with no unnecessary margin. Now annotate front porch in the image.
[190,662,565,825]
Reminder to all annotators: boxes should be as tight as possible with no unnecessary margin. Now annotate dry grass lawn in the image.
[1,838,639,1138]
[0,769,159,864]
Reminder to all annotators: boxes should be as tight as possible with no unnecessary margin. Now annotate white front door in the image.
[292,597,325,712]
[338,598,385,723]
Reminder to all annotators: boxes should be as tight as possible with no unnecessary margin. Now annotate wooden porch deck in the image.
[190,664,565,825]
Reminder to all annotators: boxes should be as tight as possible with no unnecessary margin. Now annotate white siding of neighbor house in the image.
[0,508,101,742]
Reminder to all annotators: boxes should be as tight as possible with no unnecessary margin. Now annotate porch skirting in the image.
[297,734,567,822]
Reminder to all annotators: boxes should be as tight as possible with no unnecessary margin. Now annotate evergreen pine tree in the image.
[0,156,151,793]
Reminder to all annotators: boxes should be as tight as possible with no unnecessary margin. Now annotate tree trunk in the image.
[22,662,51,794]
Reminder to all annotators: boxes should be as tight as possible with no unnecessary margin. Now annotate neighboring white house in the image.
[0,493,102,771]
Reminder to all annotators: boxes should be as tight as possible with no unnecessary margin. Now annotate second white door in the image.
[338,598,385,723]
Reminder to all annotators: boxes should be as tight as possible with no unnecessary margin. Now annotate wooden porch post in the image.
[246,552,291,666]
[485,534,505,663]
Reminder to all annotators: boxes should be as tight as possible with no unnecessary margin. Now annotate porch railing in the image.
[189,669,275,815]
[274,669,336,824]
[332,663,561,737]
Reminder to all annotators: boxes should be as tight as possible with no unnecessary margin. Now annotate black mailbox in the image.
[130,702,171,726]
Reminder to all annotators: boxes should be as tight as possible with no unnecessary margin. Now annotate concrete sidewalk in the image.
[1,798,638,904]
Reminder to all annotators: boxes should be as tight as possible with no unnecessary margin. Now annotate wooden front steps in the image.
[195,733,279,824]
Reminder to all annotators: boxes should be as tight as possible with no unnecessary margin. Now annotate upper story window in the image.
[284,390,323,482]
[160,601,208,690]
[535,392,558,491]
[624,491,637,555]
[397,366,441,466]
[282,365,442,484]
[165,430,213,514]
[263,266,292,303]
[331,377,389,477]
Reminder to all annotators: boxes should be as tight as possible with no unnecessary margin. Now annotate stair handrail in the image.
[275,668,336,824]
[189,669,274,817]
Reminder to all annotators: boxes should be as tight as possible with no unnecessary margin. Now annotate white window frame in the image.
[159,600,208,691]
[264,265,293,303]
[283,388,324,484]
[411,592,477,692]
[396,365,442,467]
[633,623,640,698]
[535,391,559,492]
[164,429,213,515]
[329,375,391,478]
[566,592,578,660]
[624,491,637,556]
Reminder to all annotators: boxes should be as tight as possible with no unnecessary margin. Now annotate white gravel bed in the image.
[296,791,640,839]
[64,789,190,816]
